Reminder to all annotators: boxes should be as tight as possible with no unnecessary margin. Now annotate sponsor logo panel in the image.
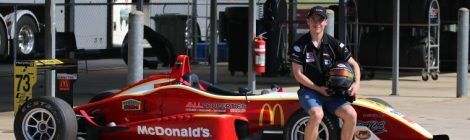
[122,99,142,111]
[185,102,246,113]
[259,103,285,126]
[357,120,387,134]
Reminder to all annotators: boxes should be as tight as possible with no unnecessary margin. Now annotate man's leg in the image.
[335,104,357,140]
[305,107,324,140]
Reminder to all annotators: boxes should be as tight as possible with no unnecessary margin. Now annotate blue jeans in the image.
[297,87,349,114]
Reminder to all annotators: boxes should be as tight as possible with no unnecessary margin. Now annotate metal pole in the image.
[391,0,400,96]
[326,9,335,37]
[127,11,144,85]
[457,8,469,98]
[192,0,198,52]
[288,0,297,47]
[45,0,56,97]
[210,0,217,84]
[338,0,347,43]
[64,0,74,33]
[248,0,256,93]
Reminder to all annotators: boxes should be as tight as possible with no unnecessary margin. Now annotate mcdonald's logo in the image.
[259,103,284,127]
[58,79,71,91]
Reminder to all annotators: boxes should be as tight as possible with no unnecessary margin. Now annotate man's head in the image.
[307,6,328,35]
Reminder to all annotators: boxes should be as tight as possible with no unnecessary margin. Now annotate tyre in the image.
[88,89,119,103]
[14,97,77,140]
[15,16,38,60]
[0,20,7,59]
[284,110,340,140]
[366,98,393,108]
[121,26,176,68]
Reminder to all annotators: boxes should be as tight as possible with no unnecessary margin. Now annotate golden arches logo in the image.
[259,103,284,126]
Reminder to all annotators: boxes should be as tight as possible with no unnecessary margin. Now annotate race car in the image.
[13,55,449,140]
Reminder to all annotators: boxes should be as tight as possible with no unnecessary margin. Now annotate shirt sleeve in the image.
[288,44,304,65]
[336,41,352,62]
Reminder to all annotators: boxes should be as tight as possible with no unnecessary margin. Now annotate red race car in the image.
[14,55,448,140]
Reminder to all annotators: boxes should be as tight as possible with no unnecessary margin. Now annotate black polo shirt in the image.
[289,33,351,89]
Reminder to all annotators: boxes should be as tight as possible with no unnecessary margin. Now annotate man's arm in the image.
[347,58,361,96]
[292,63,329,96]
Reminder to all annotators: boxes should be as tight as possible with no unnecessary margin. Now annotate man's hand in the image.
[315,86,330,96]
[348,82,360,96]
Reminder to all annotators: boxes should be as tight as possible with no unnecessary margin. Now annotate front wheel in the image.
[14,97,77,140]
[284,110,340,140]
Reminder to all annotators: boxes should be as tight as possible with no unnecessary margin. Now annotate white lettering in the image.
[156,126,164,135]
[181,128,188,137]
[137,126,148,135]
[148,127,155,135]
[192,128,200,137]
[137,126,211,138]
[203,128,210,137]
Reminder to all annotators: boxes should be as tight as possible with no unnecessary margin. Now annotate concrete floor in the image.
[0,59,469,139]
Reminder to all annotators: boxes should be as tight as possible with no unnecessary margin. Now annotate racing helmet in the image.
[326,62,355,90]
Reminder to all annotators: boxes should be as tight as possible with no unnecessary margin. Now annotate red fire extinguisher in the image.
[254,34,266,74]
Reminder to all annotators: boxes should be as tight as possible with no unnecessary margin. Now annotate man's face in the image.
[307,15,327,34]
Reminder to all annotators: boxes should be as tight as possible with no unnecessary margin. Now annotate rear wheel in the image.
[15,16,38,60]
[14,97,77,140]
[88,89,119,103]
[284,110,340,140]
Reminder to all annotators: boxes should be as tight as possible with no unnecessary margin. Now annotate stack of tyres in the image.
[225,7,249,76]
[439,0,460,22]
[154,14,191,55]
[439,31,457,70]
[357,0,377,22]
[263,0,287,77]
[375,0,410,23]
[358,31,379,66]
[376,28,413,67]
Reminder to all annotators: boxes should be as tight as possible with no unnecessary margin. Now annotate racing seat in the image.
[182,72,200,89]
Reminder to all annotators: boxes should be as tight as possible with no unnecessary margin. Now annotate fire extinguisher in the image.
[254,33,266,74]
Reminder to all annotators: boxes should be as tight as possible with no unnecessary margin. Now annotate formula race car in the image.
[14,55,448,140]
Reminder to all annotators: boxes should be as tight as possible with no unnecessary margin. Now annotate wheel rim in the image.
[22,108,56,140]
[18,25,35,55]
[290,116,329,140]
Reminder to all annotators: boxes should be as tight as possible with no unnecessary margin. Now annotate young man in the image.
[289,6,361,140]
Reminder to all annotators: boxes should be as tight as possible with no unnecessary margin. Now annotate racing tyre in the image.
[15,16,38,60]
[88,89,119,103]
[284,110,340,140]
[366,98,393,108]
[14,97,77,140]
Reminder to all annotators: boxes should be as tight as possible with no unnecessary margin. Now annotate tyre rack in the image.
[355,0,440,81]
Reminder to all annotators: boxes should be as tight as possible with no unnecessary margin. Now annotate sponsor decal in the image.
[337,63,346,68]
[137,126,211,138]
[185,102,246,113]
[306,52,315,62]
[259,103,284,126]
[293,45,301,52]
[357,120,387,133]
[122,99,142,111]
[58,79,71,91]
